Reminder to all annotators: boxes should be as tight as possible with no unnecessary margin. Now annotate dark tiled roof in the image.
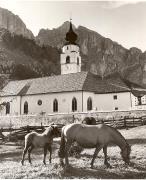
[118,77,146,96]
[0,72,88,96]
[83,72,130,93]
[17,82,32,96]
[0,71,131,97]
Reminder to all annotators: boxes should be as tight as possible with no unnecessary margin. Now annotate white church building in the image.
[0,21,146,116]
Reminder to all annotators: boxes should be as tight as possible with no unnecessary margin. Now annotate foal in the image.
[21,125,60,165]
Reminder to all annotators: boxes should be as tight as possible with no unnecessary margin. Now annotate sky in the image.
[0,0,146,52]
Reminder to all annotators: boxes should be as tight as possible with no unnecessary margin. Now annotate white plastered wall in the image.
[94,92,132,111]
[0,96,21,115]
[0,91,133,115]
[21,91,83,115]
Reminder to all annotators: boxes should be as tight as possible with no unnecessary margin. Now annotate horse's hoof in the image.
[104,164,112,169]
[43,162,46,166]
[59,163,64,168]
[128,162,133,167]
[90,165,94,169]
[21,161,24,166]
[60,160,64,167]
[108,165,112,169]
[60,163,64,167]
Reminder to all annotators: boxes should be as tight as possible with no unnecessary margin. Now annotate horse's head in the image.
[50,125,61,137]
[121,143,131,165]
[82,117,96,125]
[90,117,96,125]
[82,117,90,124]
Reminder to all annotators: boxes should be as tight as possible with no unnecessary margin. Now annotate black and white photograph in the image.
[0,0,146,178]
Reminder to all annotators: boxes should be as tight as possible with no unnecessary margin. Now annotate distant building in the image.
[0,20,146,116]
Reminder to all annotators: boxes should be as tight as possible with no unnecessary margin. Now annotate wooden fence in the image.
[0,115,146,142]
[95,115,146,129]
[0,123,64,141]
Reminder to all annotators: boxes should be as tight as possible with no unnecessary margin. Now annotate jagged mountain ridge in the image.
[0,7,61,88]
[0,5,146,87]
[36,21,146,85]
[0,7,34,39]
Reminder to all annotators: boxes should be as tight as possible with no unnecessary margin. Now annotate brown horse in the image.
[82,117,97,125]
[58,123,131,168]
[21,125,60,165]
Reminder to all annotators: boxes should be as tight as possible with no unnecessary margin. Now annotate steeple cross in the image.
[70,12,72,22]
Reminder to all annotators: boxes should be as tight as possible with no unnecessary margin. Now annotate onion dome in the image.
[65,20,78,44]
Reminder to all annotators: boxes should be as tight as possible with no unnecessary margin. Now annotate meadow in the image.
[0,125,146,179]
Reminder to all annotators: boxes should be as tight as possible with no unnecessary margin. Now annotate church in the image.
[0,21,146,116]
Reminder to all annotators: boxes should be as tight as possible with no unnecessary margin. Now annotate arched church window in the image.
[66,56,70,64]
[53,99,58,112]
[87,97,92,111]
[6,102,10,114]
[72,97,77,112]
[24,101,28,114]
[77,57,79,65]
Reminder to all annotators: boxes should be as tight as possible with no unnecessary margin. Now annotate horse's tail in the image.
[24,132,34,148]
[58,130,66,158]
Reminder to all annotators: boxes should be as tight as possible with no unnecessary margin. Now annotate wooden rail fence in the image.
[0,115,146,142]
[95,116,146,129]
[0,123,64,142]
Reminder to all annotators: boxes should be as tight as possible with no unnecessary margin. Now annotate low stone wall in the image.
[0,110,146,128]
[0,114,74,128]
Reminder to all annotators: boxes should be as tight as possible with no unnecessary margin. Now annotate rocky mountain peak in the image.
[36,21,146,85]
[0,7,34,39]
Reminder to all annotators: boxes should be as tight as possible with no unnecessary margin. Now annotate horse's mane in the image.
[106,124,130,147]
[43,126,53,136]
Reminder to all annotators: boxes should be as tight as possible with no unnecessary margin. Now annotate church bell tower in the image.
[60,20,81,75]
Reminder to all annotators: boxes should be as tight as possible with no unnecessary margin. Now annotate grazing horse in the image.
[82,117,97,125]
[21,125,60,165]
[58,123,131,168]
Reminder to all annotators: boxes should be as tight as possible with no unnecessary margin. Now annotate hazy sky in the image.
[0,0,146,52]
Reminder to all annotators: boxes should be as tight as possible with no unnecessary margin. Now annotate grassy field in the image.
[0,125,146,179]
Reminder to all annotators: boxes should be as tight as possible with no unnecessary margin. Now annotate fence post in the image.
[72,115,75,123]
[140,117,143,126]
[26,125,30,133]
[101,119,104,124]
[113,117,115,127]
[124,117,127,129]
[133,116,134,127]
